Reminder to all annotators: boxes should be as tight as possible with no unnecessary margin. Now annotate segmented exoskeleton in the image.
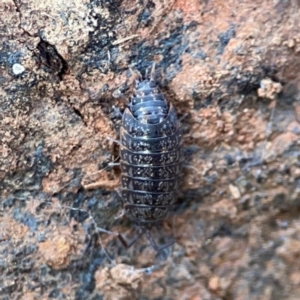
[117,64,183,251]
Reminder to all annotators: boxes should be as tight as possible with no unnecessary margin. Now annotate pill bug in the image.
[117,64,183,251]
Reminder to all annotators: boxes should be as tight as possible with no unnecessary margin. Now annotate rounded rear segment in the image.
[129,79,169,124]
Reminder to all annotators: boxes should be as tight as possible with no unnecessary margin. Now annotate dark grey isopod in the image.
[117,64,183,251]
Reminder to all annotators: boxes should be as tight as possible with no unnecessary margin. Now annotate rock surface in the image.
[1,0,300,299]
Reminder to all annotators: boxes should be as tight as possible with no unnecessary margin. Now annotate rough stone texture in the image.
[1,0,300,299]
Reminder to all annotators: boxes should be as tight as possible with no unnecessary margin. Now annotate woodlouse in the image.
[117,64,183,251]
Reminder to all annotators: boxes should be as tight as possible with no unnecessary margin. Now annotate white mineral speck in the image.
[12,63,25,75]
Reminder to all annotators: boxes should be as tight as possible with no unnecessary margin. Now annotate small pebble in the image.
[12,63,25,75]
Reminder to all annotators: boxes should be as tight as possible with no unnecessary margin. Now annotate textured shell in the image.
[119,73,182,225]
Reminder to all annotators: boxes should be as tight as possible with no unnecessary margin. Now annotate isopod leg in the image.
[145,229,175,252]
[106,136,121,145]
[114,189,126,219]
[108,162,120,167]
[117,228,145,249]
[115,188,125,204]
[114,208,126,219]
[179,112,188,122]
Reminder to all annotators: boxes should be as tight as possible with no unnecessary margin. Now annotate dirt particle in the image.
[229,184,241,199]
[38,226,82,270]
[257,78,283,100]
